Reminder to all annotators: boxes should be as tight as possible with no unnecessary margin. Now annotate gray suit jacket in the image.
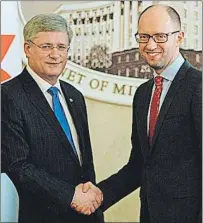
[2,68,104,223]
[98,60,202,223]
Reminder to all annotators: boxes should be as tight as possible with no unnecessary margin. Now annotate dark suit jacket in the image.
[2,68,104,223]
[98,60,202,223]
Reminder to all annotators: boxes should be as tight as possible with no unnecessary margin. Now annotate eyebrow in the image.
[40,42,68,46]
[138,32,167,35]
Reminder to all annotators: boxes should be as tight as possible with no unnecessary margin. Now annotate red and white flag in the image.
[1,1,23,83]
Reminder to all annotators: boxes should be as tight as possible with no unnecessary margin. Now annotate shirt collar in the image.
[26,65,62,94]
[153,54,185,81]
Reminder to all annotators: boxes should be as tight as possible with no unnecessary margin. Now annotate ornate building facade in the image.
[106,48,202,78]
[55,1,202,67]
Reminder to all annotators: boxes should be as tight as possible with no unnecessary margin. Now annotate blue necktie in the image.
[48,87,78,156]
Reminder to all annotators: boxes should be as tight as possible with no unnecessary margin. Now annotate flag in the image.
[1,1,23,83]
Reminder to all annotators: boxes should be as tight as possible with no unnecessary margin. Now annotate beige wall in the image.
[86,98,140,222]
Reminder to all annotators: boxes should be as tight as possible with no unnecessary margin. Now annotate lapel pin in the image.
[69,98,73,102]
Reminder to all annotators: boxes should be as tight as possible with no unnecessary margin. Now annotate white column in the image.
[124,0,130,49]
[103,20,106,47]
[132,1,138,48]
[113,1,121,51]
[95,18,99,45]
[109,17,113,51]
[71,26,76,61]
[81,23,85,64]
[88,20,92,50]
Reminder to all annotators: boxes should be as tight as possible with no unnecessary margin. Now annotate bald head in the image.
[138,5,181,31]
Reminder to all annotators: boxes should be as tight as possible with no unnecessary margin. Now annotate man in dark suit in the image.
[76,5,202,223]
[2,14,104,223]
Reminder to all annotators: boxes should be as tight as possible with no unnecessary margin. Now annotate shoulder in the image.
[134,78,152,97]
[183,60,201,82]
[60,79,83,94]
[184,63,202,93]
[2,75,23,97]
[60,80,86,103]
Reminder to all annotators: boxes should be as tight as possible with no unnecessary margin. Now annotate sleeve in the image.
[80,92,96,183]
[191,78,202,152]
[1,86,75,214]
[97,88,144,211]
[191,75,202,218]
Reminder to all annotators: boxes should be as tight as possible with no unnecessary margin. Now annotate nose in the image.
[49,47,60,59]
[145,37,158,50]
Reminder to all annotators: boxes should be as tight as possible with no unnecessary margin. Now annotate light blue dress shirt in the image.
[147,54,185,133]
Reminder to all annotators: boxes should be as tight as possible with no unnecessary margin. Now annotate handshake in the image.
[71,182,103,215]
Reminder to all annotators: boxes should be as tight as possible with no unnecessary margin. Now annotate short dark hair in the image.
[138,5,181,30]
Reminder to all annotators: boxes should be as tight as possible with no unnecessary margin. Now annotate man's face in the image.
[24,31,69,84]
[138,8,184,74]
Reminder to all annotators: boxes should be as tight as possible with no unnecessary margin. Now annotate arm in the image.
[191,75,202,219]
[191,79,202,155]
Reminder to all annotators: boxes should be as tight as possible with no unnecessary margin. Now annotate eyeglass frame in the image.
[27,40,70,53]
[134,30,180,43]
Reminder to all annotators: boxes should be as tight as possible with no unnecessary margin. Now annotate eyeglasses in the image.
[134,31,180,43]
[28,40,70,52]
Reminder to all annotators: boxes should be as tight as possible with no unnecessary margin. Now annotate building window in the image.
[196,54,200,63]
[118,56,121,63]
[134,67,139,77]
[184,9,187,18]
[194,25,198,34]
[126,54,130,62]
[135,52,139,61]
[126,68,130,77]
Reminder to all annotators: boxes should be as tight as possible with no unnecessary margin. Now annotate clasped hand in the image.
[71,182,103,215]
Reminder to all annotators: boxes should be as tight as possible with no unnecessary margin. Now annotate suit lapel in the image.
[137,79,153,156]
[150,61,191,152]
[60,81,86,161]
[19,69,80,164]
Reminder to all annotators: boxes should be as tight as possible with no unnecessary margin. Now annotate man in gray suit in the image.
[74,4,202,223]
[2,14,104,223]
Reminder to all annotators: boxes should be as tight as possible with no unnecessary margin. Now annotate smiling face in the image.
[24,31,69,84]
[138,6,184,74]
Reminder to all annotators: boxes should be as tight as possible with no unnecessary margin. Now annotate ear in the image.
[177,31,184,46]
[24,42,32,58]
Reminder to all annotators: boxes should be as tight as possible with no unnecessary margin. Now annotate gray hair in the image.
[23,14,73,43]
